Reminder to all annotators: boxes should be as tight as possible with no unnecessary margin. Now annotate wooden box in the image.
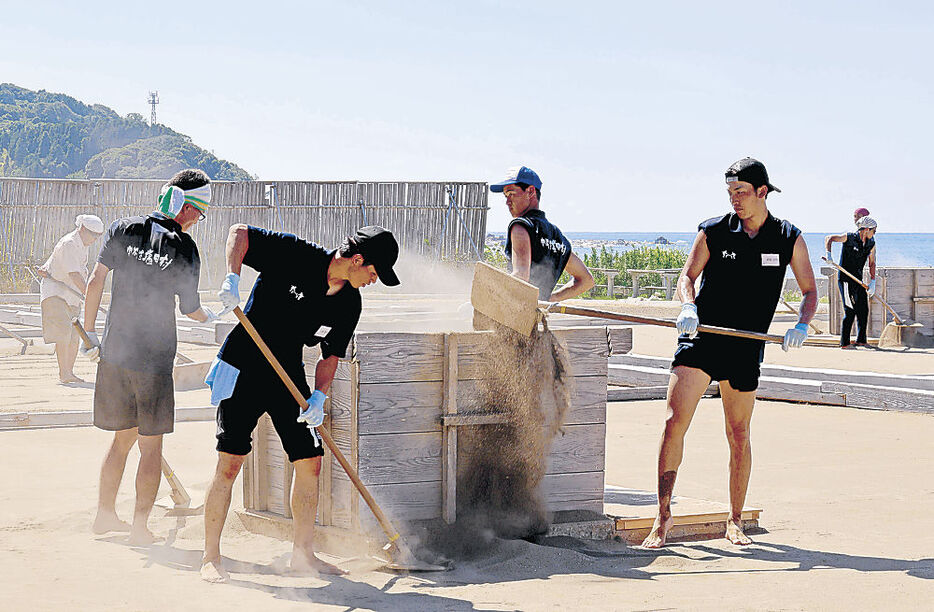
[242,325,632,536]
[825,266,934,339]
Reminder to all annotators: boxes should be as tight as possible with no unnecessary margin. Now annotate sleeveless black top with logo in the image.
[695,212,801,336]
[839,232,875,284]
[504,210,573,300]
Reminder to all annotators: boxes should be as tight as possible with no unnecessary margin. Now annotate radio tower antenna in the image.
[148,91,159,126]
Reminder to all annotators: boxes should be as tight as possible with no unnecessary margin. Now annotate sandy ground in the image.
[1,301,933,610]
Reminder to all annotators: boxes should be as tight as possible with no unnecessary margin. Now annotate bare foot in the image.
[641,514,673,549]
[200,558,230,583]
[92,512,131,535]
[290,550,348,576]
[725,518,752,545]
[60,374,85,384]
[127,527,162,546]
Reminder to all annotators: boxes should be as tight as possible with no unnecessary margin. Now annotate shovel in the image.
[821,256,922,347]
[470,262,829,346]
[231,306,451,572]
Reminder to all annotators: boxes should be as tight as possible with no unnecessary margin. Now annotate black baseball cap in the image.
[355,225,400,286]
[725,157,781,193]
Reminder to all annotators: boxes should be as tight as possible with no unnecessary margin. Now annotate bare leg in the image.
[128,434,164,545]
[290,456,347,575]
[201,452,244,583]
[56,335,83,383]
[720,380,756,546]
[642,366,711,548]
[93,428,137,534]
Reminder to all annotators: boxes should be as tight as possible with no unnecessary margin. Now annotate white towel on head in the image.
[75,214,104,233]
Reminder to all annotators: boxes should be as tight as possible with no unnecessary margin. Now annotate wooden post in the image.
[604,270,619,298]
[319,397,332,526]
[441,333,459,524]
[253,418,268,512]
[349,360,360,532]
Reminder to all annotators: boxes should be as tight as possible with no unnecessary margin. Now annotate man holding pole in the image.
[83,169,218,544]
[825,215,877,348]
[489,165,594,301]
[37,214,104,383]
[200,223,400,582]
[642,158,818,548]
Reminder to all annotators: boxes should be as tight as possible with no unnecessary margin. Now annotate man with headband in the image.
[82,168,219,545]
[642,157,818,549]
[199,223,401,582]
[37,214,105,383]
[825,215,878,348]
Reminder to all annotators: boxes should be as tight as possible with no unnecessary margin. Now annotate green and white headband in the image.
[158,183,212,218]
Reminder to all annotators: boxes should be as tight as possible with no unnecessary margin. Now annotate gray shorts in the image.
[93,360,175,435]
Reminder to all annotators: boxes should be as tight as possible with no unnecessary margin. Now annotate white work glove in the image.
[782,323,809,352]
[79,330,101,363]
[867,279,876,298]
[201,307,220,323]
[217,272,240,314]
[676,303,699,338]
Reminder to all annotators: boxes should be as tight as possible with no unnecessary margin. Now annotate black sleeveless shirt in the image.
[504,210,573,300]
[839,232,875,282]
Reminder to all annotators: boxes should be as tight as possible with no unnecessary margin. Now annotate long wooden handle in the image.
[161,456,191,507]
[821,257,903,324]
[545,303,824,346]
[71,318,96,348]
[232,306,404,544]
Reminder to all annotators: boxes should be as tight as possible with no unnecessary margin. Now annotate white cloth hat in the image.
[75,214,104,233]
[856,215,877,230]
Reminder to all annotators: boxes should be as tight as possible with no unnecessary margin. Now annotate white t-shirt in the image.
[40,230,89,307]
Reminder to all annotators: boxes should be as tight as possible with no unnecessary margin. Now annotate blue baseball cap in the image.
[489,166,542,193]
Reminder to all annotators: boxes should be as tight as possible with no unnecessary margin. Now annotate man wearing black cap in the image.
[642,158,817,549]
[200,223,400,582]
[489,166,594,301]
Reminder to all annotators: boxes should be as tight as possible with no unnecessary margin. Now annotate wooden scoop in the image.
[470,262,826,346]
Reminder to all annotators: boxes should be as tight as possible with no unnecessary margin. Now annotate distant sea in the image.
[489,231,934,277]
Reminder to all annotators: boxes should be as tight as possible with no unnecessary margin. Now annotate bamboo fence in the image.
[0,178,488,289]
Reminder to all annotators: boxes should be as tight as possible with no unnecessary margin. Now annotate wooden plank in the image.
[349,360,360,532]
[441,333,458,524]
[608,364,671,387]
[353,331,445,383]
[0,406,214,429]
[442,413,509,426]
[607,385,669,401]
[612,353,934,391]
[355,432,442,485]
[607,326,633,355]
[331,477,442,534]
[546,423,606,474]
[541,471,605,513]
[757,377,847,406]
[822,382,934,412]
[469,261,540,337]
[354,381,443,434]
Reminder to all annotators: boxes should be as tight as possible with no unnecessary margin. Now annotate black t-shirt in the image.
[695,212,801,344]
[98,212,201,374]
[218,226,361,385]
[504,209,573,300]
[839,232,875,282]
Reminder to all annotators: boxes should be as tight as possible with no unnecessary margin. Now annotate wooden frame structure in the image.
[242,326,633,536]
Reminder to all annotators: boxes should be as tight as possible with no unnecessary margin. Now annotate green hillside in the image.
[0,83,252,180]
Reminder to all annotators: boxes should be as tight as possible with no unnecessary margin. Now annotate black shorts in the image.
[671,333,763,392]
[216,371,324,463]
[94,360,175,435]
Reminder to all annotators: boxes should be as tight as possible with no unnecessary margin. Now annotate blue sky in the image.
[2,1,932,233]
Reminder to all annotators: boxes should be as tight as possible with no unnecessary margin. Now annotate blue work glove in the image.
[825,250,832,263]
[218,273,240,314]
[676,303,699,338]
[79,330,101,363]
[867,279,876,298]
[297,390,326,428]
[782,322,809,352]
